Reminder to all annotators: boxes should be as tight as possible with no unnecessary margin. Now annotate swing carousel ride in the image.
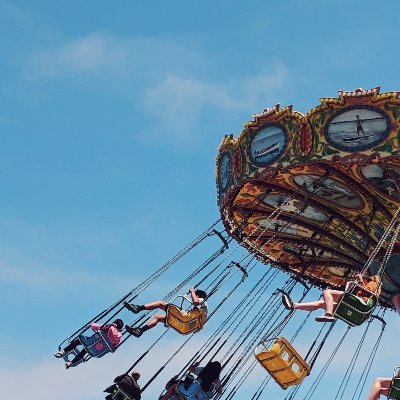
[56,88,400,400]
[216,87,400,308]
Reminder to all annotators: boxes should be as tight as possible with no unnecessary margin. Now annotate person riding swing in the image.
[54,319,124,368]
[281,273,380,322]
[124,287,208,337]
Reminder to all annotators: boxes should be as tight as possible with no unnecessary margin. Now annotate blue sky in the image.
[2,1,400,399]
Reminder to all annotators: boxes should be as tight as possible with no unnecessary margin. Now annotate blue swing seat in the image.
[79,329,116,358]
[175,375,210,400]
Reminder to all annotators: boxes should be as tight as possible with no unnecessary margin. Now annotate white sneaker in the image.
[53,350,65,358]
[315,314,336,322]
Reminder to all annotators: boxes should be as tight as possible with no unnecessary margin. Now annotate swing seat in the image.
[175,377,210,400]
[255,337,310,389]
[166,295,207,335]
[79,329,116,358]
[388,367,400,400]
[333,282,377,327]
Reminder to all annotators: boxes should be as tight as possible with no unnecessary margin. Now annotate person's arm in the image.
[188,362,200,373]
[91,323,102,331]
[356,273,365,285]
[214,378,222,395]
[189,287,200,306]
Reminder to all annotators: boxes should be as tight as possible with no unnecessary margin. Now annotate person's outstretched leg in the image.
[282,289,343,322]
[65,349,88,369]
[124,300,167,314]
[54,337,80,358]
[125,314,166,337]
[281,292,324,311]
[315,289,343,322]
[293,299,325,311]
[367,377,391,400]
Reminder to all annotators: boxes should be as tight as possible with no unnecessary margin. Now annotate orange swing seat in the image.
[255,337,310,389]
[166,296,207,335]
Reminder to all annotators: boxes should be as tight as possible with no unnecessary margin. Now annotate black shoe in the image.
[123,301,141,314]
[125,325,143,337]
[281,292,294,310]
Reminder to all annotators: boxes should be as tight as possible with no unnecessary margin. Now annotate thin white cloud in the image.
[23,32,289,146]
[0,258,135,295]
[140,62,288,145]
[25,33,200,81]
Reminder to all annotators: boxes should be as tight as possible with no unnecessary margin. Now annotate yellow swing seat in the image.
[255,337,310,389]
[166,296,207,335]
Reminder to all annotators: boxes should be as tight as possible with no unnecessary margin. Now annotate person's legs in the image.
[144,301,168,311]
[65,349,88,368]
[125,314,166,337]
[367,377,392,400]
[54,337,81,358]
[146,314,167,328]
[124,300,167,314]
[293,299,325,311]
[322,289,343,315]
[292,288,343,312]
[282,289,343,322]
[63,338,81,353]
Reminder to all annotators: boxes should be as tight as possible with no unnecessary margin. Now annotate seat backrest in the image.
[333,292,377,326]
[255,337,310,389]
[166,304,206,334]
[79,329,116,357]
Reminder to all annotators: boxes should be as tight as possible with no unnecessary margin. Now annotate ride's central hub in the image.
[216,88,400,307]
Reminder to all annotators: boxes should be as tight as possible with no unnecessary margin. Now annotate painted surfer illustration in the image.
[355,115,365,136]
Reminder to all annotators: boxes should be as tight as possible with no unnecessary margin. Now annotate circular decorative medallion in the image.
[361,164,400,200]
[218,153,232,191]
[324,106,390,152]
[249,123,287,166]
[293,174,362,209]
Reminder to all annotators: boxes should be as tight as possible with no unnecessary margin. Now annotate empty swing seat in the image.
[388,367,400,400]
[333,282,377,326]
[79,329,116,358]
[255,337,310,389]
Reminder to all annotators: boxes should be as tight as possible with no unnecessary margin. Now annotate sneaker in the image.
[315,314,336,322]
[281,292,294,310]
[123,301,141,314]
[125,325,143,337]
[53,350,65,358]
[65,361,73,369]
